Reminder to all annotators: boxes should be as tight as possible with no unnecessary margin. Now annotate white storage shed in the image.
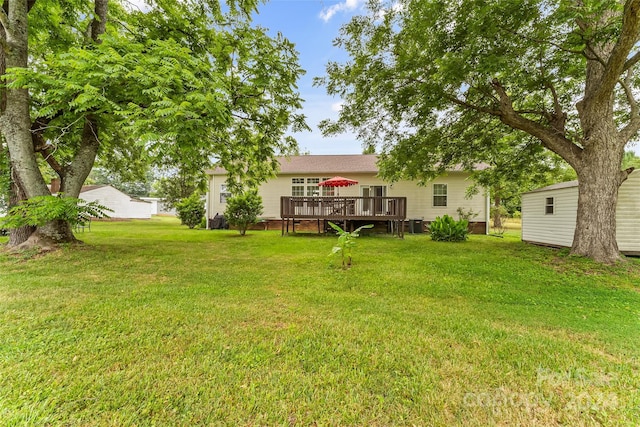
[521,170,640,255]
[80,185,153,219]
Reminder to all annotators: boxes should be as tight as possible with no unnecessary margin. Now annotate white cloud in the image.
[331,101,344,112]
[319,0,365,23]
[373,1,405,21]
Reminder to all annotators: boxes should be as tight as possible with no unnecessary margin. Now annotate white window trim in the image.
[220,184,231,204]
[545,197,554,215]
[433,183,448,207]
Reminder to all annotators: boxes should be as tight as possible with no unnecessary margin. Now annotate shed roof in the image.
[523,180,579,194]
[80,185,106,193]
[206,154,485,175]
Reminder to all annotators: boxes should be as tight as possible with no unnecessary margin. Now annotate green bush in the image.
[428,214,469,242]
[175,193,205,229]
[224,189,263,236]
[1,194,111,229]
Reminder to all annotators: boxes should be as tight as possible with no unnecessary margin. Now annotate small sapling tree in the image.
[224,189,263,236]
[328,222,374,268]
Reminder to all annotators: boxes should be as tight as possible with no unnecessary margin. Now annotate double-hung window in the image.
[220,184,231,203]
[433,184,448,207]
[291,178,305,197]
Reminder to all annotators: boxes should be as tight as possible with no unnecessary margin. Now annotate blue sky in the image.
[252,0,640,157]
[251,0,365,155]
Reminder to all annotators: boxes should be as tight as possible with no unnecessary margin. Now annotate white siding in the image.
[522,187,578,247]
[616,171,640,253]
[522,170,640,253]
[207,171,487,222]
[390,173,486,221]
[81,186,152,219]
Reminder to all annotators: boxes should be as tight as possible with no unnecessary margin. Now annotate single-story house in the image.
[205,154,490,234]
[78,185,153,219]
[521,170,640,255]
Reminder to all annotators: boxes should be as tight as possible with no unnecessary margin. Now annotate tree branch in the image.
[31,119,65,175]
[592,0,640,102]
[544,81,568,136]
[490,79,583,168]
[619,68,638,113]
[0,10,8,38]
[619,69,640,142]
[623,49,640,71]
[445,94,500,116]
[504,26,591,59]
[90,0,108,43]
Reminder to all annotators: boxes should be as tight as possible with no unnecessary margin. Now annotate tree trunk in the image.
[7,164,35,245]
[2,1,107,250]
[1,0,49,200]
[492,194,502,229]
[570,128,627,263]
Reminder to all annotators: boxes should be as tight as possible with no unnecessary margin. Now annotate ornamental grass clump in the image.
[429,214,469,242]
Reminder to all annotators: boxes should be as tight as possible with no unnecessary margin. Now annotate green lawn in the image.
[1,218,639,426]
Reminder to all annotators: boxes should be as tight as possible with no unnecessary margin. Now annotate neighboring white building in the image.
[140,197,176,216]
[521,170,640,255]
[79,185,153,219]
[205,154,490,233]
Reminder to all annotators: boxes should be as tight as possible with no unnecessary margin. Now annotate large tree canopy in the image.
[0,0,307,248]
[318,0,640,263]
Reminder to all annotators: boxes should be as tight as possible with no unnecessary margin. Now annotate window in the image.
[291,178,305,197]
[220,184,231,203]
[292,177,325,197]
[433,184,447,207]
[321,178,335,196]
[545,197,554,214]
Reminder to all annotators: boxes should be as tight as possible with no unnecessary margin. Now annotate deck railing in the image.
[280,196,407,220]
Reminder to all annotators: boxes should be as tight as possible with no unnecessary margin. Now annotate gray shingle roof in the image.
[206,154,486,175]
[206,154,378,175]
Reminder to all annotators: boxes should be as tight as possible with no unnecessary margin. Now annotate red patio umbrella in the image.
[318,176,358,195]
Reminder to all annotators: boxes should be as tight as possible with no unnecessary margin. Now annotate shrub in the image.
[456,207,478,221]
[429,214,469,242]
[175,193,205,229]
[224,189,263,236]
[0,194,111,229]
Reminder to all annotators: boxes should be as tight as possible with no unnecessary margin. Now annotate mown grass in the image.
[0,217,638,426]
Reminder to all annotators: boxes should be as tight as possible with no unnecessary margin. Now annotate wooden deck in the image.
[280,196,407,237]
